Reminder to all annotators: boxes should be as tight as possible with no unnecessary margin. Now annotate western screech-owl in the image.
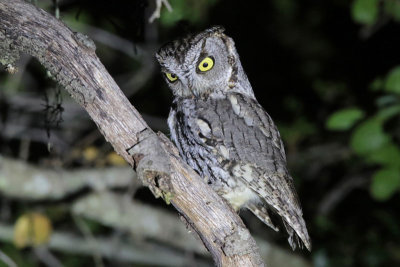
[155,26,311,251]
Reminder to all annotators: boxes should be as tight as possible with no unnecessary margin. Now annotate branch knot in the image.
[127,128,175,204]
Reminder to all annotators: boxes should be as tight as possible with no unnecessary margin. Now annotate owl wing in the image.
[195,92,311,251]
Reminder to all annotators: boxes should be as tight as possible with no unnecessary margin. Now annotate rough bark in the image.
[0,0,264,266]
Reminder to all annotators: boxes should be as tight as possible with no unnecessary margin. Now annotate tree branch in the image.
[0,0,264,265]
[0,222,211,266]
[0,156,137,200]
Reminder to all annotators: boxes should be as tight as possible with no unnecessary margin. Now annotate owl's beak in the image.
[176,72,194,96]
[186,79,195,96]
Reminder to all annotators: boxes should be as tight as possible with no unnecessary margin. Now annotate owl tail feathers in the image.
[247,202,312,251]
[283,220,312,252]
[247,203,279,232]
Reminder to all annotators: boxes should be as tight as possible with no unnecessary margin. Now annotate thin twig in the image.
[33,247,63,267]
[149,0,172,23]
[73,215,104,267]
[318,174,369,216]
[0,249,17,267]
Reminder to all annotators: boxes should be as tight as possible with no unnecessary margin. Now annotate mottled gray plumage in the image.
[156,26,311,251]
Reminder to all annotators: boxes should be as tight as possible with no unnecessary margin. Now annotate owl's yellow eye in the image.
[165,72,178,82]
[198,56,214,72]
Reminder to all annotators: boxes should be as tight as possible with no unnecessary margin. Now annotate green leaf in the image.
[366,143,400,167]
[278,117,317,146]
[370,168,400,201]
[160,0,218,27]
[375,95,399,108]
[384,0,400,22]
[369,77,384,91]
[326,108,365,131]
[351,0,379,25]
[385,66,400,94]
[314,215,335,232]
[350,118,390,155]
[376,105,400,121]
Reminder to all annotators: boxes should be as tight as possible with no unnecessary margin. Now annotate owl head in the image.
[155,26,254,99]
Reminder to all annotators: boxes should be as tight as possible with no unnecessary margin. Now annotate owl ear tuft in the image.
[205,25,225,35]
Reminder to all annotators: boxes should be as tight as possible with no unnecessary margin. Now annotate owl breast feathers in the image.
[156,26,311,251]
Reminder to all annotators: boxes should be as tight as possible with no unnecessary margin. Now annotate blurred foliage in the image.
[371,168,400,200]
[351,0,380,25]
[352,0,400,25]
[326,108,365,131]
[327,62,400,201]
[106,151,128,166]
[13,213,52,248]
[1,0,400,266]
[326,0,400,203]
[385,66,400,93]
[159,0,218,27]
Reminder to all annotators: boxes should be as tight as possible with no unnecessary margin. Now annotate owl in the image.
[155,26,311,251]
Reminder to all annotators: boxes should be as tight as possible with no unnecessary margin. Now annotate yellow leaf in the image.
[82,146,99,162]
[14,212,52,248]
[106,151,127,166]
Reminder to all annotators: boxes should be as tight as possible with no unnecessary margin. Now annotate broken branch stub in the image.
[127,129,175,204]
